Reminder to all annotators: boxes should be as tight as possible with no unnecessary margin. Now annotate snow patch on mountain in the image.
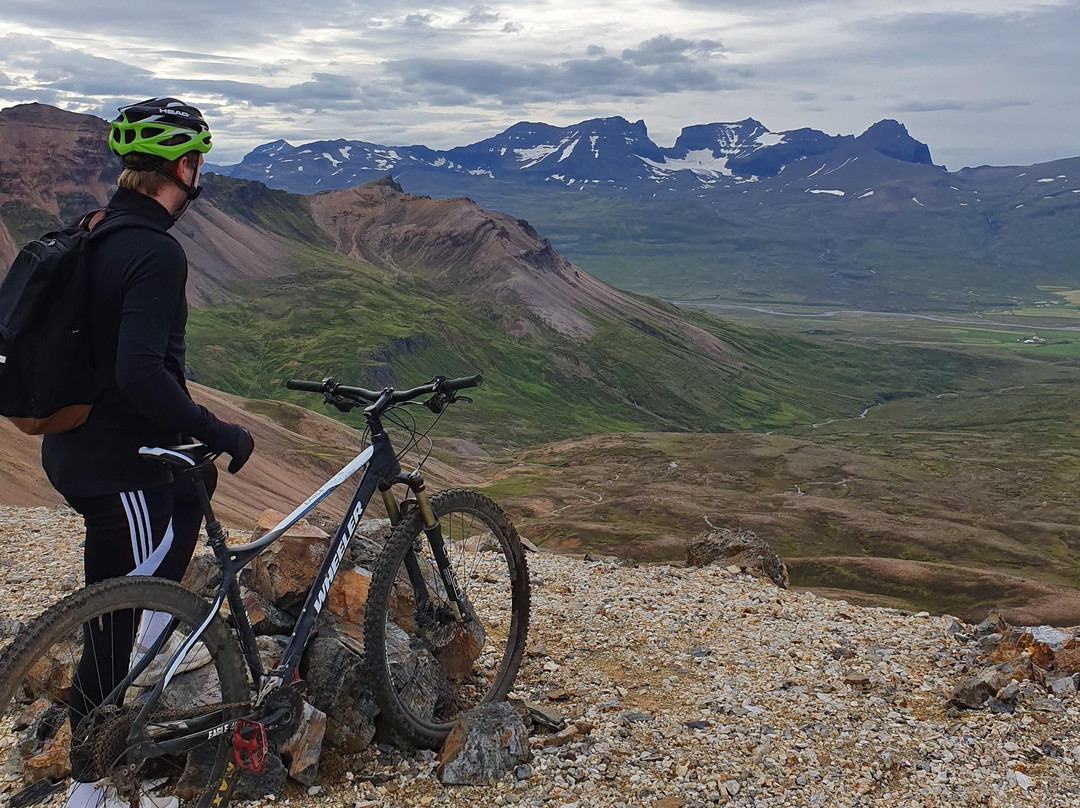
[516,144,562,168]
[754,132,786,148]
[808,189,845,196]
[558,139,580,162]
[642,150,734,177]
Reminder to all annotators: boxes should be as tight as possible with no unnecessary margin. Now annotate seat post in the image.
[188,465,227,549]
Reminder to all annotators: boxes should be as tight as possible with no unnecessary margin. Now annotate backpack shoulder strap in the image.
[86,209,172,242]
[78,209,107,231]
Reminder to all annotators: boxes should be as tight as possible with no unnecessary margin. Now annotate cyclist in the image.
[40,97,255,808]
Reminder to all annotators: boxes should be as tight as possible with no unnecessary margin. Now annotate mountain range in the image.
[210,116,1080,311]
[208,116,936,198]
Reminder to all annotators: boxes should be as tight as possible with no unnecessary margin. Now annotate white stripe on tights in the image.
[120,491,143,566]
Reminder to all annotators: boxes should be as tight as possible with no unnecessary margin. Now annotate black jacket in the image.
[42,189,228,498]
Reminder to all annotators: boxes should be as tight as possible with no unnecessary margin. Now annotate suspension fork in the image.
[383,472,469,622]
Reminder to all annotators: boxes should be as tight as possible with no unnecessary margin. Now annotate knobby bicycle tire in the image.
[364,489,530,749]
[0,578,248,808]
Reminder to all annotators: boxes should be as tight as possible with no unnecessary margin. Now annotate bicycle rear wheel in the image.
[0,578,248,808]
[364,489,530,749]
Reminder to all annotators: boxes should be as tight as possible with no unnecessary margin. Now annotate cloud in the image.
[894,99,968,113]
[0,0,389,49]
[186,73,405,112]
[970,99,1031,113]
[0,32,408,115]
[460,5,500,25]
[0,35,164,97]
[385,30,735,105]
[894,96,1033,115]
[670,0,820,6]
[388,52,737,104]
[0,0,1077,167]
[621,34,724,66]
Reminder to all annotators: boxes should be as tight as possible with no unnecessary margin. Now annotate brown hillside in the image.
[0,104,117,215]
[0,104,298,299]
[0,383,481,528]
[308,178,733,359]
[170,204,299,307]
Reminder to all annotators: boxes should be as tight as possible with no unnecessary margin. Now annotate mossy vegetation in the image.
[200,174,333,247]
[0,201,60,245]
[185,239,1010,451]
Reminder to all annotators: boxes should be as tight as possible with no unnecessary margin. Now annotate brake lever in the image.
[424,392,473,414]
[324,393,357,413]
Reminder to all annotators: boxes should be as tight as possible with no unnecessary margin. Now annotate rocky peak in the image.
[367,175,405,194]
[670,119,770,154]
[0,102,91,126]
[855,119,934,165]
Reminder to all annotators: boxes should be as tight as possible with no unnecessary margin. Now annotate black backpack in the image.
[0,210,149,435]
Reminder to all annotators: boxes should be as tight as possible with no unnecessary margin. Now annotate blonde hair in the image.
[116,139,200,195]
[117,166,171,195]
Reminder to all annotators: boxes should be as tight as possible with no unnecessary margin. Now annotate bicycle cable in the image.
[386,400,444,471]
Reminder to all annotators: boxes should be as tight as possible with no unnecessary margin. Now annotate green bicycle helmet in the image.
[109,97,213,162]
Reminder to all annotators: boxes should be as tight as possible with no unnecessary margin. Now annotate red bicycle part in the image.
[232,718,268,773]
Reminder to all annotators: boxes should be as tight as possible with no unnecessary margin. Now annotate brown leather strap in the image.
[85,209,107,232]
[9,404,93,435]
[75,208,107,232]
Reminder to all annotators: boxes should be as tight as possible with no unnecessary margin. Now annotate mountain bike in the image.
[0,374,530,808]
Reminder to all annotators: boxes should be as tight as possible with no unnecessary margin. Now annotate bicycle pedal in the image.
[232,718,268,773]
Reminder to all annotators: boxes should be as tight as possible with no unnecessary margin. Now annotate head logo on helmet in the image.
[109,97,213,163]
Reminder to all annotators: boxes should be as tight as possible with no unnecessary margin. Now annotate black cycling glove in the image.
[199,415,255,474]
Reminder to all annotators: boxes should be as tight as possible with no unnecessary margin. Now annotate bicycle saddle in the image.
[138,443,216,468]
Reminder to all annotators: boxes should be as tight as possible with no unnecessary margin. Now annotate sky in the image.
[0,0,1077,171]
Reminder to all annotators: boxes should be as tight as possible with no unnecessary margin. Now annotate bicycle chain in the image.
[146,699,253,725]
[83,700,255,778]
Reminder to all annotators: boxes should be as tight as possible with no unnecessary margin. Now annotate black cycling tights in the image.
[63,466,217,774]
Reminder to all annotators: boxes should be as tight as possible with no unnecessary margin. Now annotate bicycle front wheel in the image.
[0,578,249,808]
[364,489,530,749]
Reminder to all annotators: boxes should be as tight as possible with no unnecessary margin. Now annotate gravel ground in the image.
[1,504,1078,807]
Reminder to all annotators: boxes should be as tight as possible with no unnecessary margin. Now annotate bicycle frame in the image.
[128,420,427,762]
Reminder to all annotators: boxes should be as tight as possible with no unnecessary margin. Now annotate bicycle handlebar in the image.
[285,379,326,394]
[286,374,483,411]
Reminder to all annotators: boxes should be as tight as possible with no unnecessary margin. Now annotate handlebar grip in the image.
[286,379,326,393]
[444,374,483,392]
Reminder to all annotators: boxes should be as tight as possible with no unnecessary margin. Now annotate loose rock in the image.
[436,702,531,785]
[684,527,788,588]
